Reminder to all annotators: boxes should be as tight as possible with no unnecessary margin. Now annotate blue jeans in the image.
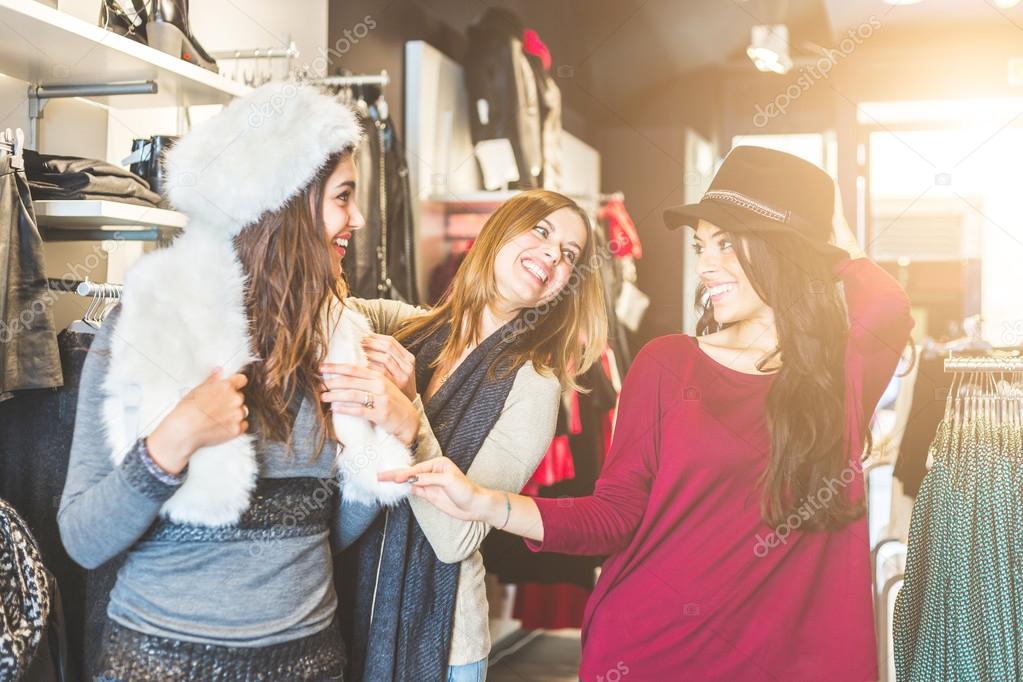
[447,658,488,682]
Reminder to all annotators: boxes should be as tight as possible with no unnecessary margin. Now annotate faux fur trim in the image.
[164,82,362,239]
[103,232,410,527]
[327,306,412,506]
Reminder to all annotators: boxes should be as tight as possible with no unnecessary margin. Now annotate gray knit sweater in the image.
[58,307,381,647]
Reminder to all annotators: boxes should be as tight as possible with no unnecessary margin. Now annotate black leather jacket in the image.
[1,150,62,395]
[344,96,419,303]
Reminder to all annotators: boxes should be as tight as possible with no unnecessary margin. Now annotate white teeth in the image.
[522,259,548,284]
[708,283,736,296]
[333,237,348,248]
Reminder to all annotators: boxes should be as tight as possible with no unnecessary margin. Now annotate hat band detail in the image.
[703,190,790,223]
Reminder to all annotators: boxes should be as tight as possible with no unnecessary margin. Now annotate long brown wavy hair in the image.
[695,230,862,531]
[232,150,351,454]
[394,190,607,390]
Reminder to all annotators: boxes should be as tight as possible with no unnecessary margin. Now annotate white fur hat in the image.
[165,81,362,238]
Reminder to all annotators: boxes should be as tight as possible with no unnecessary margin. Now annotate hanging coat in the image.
[0,147,62,397]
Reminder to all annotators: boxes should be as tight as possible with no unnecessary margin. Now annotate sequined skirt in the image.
[94,619,346,681]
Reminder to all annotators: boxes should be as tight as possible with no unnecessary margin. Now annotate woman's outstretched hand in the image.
[379,457,488,521]
[379,458,546,542]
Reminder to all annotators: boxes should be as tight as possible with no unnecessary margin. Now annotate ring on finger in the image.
[363,391,375,409]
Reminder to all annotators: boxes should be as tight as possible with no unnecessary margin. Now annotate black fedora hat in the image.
[664,146,848,262]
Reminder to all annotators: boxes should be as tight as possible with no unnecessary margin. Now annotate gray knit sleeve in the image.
[332,490,381,552]
[58,308,181,570]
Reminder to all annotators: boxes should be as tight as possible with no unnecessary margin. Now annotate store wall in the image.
[327,1,718,346]
[588,71,719,346]
[327,0,612,142]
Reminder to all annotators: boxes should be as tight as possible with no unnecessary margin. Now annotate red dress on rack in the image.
[526,258,913,681]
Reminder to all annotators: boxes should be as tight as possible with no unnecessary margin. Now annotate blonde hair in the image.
[395,189,607,391]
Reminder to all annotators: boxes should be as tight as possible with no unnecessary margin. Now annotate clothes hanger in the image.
[263,48,273,84]
[68,285,100,334]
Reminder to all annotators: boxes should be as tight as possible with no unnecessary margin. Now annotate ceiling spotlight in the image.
[747,24,792,74]
[994,0,1020,8]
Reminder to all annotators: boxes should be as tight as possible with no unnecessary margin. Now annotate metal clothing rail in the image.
[945,352,1023,373]
[27,82,157,150]
[210,41,299,61]
[311,70,390,88]
[47,277,123,298]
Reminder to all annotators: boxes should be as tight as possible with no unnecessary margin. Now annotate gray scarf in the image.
[341,316,524,681]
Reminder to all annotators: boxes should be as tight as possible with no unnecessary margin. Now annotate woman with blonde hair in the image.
[326,188,608,681]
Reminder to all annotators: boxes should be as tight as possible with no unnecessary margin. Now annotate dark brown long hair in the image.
[696,230,862,531]
[232,150,350,454]
[394,190,607,390]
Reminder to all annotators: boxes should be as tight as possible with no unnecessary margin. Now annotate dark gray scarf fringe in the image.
[341,317,524,681]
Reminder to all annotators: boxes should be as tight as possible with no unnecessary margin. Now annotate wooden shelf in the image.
[34,199,186,229]
[0,0,248,108]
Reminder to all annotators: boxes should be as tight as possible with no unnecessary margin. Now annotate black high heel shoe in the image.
[146,0,219,73]
[99,0,149,45]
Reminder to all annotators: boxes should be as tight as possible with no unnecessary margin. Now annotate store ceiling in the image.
[557,0,1023,105]
[568,0,827,92]
[822,0,1023,31]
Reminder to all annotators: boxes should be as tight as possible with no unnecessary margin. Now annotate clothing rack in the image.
[0,128,25,170]
[210,41,299,61]
[310,70,390,88]
[47,277,123,298]
[945,351,1023,373]
[48,278,122,330]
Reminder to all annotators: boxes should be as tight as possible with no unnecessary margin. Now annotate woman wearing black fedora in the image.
[381,146,913,681]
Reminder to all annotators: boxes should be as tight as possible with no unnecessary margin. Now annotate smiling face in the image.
[492,206,588,315]
[316,154,366,275]
[693,219,771,326]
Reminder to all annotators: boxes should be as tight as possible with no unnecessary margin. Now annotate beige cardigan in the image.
[345,298,560,665]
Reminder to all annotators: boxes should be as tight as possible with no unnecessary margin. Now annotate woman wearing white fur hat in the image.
[58,83,420,680]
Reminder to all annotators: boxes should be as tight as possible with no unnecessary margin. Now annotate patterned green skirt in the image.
[894,414,1023,681]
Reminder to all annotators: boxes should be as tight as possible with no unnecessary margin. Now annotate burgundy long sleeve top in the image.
[527,258,913,681]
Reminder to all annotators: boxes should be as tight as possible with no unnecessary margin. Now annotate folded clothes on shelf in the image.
[23,151,163,208]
